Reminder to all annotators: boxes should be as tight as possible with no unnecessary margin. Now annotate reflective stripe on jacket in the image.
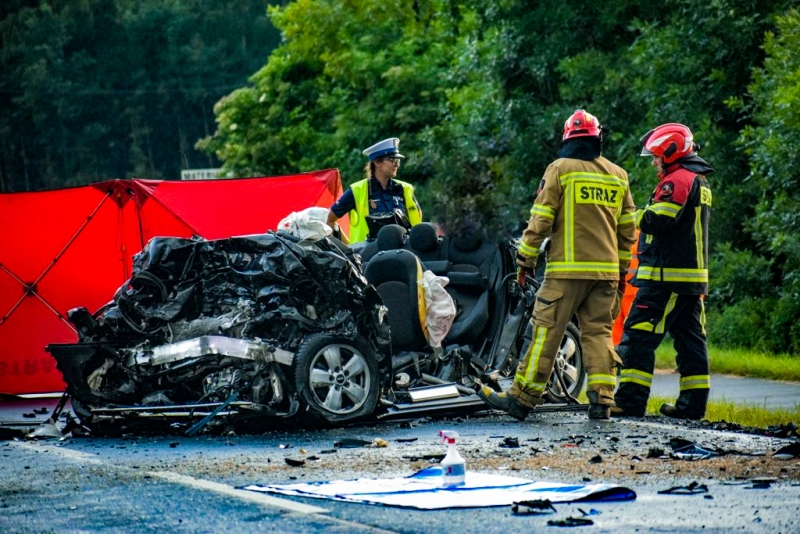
[519,156,636,280]
[349,178,422,243]
[633,166,711,295]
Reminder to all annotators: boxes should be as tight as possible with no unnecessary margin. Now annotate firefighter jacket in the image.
[518,155,636,280]
[632,162,712,295]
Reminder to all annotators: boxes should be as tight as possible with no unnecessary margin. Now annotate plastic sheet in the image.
[418,271,456,348]
[243,466,636,509]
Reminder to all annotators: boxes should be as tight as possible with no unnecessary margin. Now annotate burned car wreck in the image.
[48,223,585,434]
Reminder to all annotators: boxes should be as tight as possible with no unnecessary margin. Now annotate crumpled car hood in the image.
[79,232,390,355]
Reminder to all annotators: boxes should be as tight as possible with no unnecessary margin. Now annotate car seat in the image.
[442,232,503,345]
[359,224,408,263]
[363,248,428,352]
[406,222,451,275]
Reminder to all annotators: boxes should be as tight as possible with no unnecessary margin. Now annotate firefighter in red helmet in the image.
[479,109,636,420]
[612,123,714,420]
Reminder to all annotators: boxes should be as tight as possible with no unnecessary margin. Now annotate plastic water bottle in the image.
[439,430,466,486]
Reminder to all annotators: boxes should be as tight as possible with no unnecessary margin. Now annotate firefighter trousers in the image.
[510,278,620,408]
[615,287,710,418]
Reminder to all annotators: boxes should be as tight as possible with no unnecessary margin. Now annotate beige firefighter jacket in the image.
[518,155,636,280]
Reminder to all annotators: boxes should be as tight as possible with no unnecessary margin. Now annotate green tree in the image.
[198,0,468,195]
[733,9,800,352]
[0,0,280,192]
[198,0,800,351]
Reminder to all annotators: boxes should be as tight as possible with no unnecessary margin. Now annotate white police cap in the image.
[362,137,405,160]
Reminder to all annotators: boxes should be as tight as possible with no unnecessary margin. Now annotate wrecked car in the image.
[47,222,584,434]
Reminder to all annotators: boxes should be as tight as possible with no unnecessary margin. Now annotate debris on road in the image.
[546,516,594,527]
[669,438,718,460]
[499,437,520,448]
[334,438,373,448]
[658,481,709,495]
[511,499,557,515]
[772,442,800,460]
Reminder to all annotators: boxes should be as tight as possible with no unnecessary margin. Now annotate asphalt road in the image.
[1,406,799,533]
[651,372,800,409]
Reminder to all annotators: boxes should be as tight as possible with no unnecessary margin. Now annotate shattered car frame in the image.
[48,227,584,434]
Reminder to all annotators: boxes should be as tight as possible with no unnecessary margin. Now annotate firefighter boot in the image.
[660,389,709,421]
[586,390,610,420]
[478,386,531,421]
[610,382,648,417]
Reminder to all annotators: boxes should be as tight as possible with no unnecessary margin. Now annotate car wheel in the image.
[292,333,379,424]
[545,321,585,402]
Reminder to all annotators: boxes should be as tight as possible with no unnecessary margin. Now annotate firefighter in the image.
[479,110,636,420]
[327,137,422,243]
[613,123,714,420]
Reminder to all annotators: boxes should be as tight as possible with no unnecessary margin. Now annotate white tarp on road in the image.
[243,466,636,510]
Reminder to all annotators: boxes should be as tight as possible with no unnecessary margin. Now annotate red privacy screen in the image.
[0,170,343,394]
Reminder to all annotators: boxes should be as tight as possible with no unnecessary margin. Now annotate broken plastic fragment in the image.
[773,442,800,460]
[25,422,62,439]
[334,438,372,448]
[511,499,556,515]
[658,481,709,495]
[547,517,594,527]
[499,437,520,448]
[577,508,600,516]
[669,438,717,461]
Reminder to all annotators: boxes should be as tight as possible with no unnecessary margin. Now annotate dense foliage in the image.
[198,0,800,351]
[3,1,799,352]
[0,0,280,190]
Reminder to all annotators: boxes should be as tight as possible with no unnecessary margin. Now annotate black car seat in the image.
[406,222,451,275]
[363,248,428,351]
[442,232,504,345]
[359,224,408,263]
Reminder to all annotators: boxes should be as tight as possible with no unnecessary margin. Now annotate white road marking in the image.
[16,441,396,533]
[14,441,103,464]
[147,470,328,514]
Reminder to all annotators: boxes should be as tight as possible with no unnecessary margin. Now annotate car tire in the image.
[292,333,380,425]
[545,321,586,402]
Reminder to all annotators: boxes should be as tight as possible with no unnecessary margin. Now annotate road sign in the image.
[181,168,224,180]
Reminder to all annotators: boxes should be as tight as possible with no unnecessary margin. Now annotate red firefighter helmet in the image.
[639,123,696,164]
[562,109,602,140]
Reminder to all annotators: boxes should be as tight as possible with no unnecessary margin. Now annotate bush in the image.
[707,297,775,351]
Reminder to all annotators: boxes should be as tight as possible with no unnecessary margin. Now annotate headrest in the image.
[408,222,439,253]
[377,224,407,251]
[452,233,481,253]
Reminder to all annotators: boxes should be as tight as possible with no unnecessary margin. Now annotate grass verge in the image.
[647,395,800,427]
[654,344,800,382]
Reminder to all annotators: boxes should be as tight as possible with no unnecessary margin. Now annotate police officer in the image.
[613,123,714,420]
[479,110,636,420]
[327,137,422,243]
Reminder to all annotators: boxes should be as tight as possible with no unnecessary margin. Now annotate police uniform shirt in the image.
[330,177,408,217]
